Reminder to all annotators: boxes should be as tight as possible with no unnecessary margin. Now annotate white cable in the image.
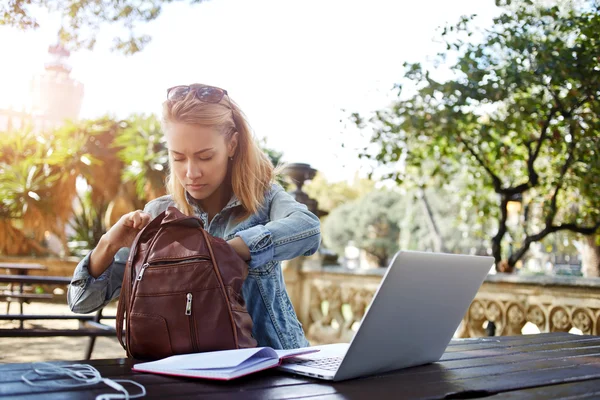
[21,362,146,400]
[97,378,147,400]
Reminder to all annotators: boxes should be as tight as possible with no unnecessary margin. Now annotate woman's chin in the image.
[186,185,211,199]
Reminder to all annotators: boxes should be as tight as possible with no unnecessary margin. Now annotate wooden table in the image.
[2,332,600,399]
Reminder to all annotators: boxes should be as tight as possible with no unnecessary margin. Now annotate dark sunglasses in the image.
[166,84,235,122]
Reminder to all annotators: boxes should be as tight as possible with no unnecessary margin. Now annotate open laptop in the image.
[279,250,493,381]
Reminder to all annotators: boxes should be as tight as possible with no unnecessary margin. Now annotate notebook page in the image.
[189,353,271,371]
[133,358,279,380]
[134,347,278,371]
[275,347,322,359]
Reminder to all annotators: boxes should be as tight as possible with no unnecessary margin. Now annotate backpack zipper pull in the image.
[185,293,193,315]
[137,263,149,281]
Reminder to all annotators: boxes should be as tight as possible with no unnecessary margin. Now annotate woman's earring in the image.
[229,156,233,161]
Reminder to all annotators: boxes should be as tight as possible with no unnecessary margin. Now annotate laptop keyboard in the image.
[284,356,343,371]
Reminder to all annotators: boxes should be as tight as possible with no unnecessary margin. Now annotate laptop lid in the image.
[333,251,493,381]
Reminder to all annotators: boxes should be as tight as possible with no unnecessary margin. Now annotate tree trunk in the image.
[492,197,509,272]
[398,200,414,250]
[581,235,600,278]
[418,188,445,253]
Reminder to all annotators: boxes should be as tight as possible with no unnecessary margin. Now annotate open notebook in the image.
[132,347,319,381]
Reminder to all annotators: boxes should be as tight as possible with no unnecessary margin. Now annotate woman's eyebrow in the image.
[169,148,214,155]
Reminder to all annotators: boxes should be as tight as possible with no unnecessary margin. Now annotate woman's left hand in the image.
[227,237,251,262]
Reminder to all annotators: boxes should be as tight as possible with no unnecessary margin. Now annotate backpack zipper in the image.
[186,292,199,352]
[136,263,150,281]
[136,256,210,281]
[185,293,193,315]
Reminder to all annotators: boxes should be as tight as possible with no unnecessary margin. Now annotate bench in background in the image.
[0,274,118,359]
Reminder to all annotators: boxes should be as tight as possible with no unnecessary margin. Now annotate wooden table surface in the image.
[1,332,600,399]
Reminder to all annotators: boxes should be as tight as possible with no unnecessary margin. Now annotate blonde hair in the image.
[162,89,275,219]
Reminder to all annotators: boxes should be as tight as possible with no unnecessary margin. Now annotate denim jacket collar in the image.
[184,189,242,215]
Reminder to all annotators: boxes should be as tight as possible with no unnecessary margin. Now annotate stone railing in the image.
[459,274,600,337]
[283,257,600,344]
[283,257,384,344]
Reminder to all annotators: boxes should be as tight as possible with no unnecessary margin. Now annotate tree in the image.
[0,120,112,255]
[303,172,376,214]
[1,113,287,256]
[323,190,404,267]
[115,114,168,205]
[0,116,150,256]
[0,0,205,54]
[353,1,600,273]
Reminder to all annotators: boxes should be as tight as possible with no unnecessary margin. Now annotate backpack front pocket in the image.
[134,257,218,296]
[129,313,173,360]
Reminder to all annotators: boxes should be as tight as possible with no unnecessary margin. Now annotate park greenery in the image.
[307,175,495,269]
[0,0,207,54]
[1,0,598,276]
[351,0,600,273]
[0,115,282,257]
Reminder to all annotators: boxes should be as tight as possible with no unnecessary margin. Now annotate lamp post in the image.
[282,163,336,266]
[506,193,523,224]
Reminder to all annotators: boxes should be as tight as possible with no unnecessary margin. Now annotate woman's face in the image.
[165,122,237,200]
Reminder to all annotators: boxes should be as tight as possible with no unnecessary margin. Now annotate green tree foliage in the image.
[0,119,119,255]
[1,114,284,255]
[323,190,404,267]
[68,190,104,257]
[0,0,206,54]
[303,172,376,214]
[353,1,600,270]
[115,114,168,204]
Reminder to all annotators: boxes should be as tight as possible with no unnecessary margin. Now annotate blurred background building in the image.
[0,43,84,132]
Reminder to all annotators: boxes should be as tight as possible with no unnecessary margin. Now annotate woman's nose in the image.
[186,160,203,180]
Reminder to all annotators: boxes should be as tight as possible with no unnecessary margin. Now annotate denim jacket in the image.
[67,183,321,349]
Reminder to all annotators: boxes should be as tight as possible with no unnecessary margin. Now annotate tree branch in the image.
[459,136,503,192]
[528,106,557,185]
[551,222,600,235]
[500,105,557,198]
[546,85,567,116]
[417,187,446,253]
[544,135,576,227]
[508,124,579,267]
[569,95,593,122]
[491,197,509,267]
[509,221,600,267]
[545,84,589,121]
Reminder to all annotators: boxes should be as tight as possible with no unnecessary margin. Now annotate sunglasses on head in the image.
[166,84,235,122]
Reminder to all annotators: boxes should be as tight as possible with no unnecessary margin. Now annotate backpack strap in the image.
[200,228,240,348]
[116,255,130,353]
[116,210,167,356]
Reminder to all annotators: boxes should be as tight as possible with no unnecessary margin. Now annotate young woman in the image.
[68,84,321,349]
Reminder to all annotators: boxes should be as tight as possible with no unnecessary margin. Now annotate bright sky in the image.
[0,0,500,182]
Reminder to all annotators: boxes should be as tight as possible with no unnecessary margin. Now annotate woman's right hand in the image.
[104,210,152,249]
[89,210,152,279]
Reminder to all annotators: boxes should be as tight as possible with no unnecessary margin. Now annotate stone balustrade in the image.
[4,255,600,340]
[459,274,600,338]
[283,257,600,344]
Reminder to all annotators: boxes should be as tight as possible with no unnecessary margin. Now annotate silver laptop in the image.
[279,250,493,381]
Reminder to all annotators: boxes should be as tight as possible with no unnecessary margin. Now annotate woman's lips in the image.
[187,184,207,190]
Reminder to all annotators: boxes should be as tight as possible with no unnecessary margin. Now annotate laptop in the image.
[279,250,493,381]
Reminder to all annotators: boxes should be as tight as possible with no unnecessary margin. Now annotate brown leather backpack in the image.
[116,206,257,360]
